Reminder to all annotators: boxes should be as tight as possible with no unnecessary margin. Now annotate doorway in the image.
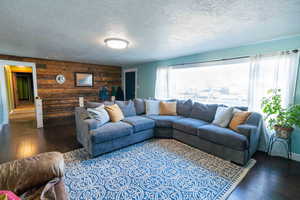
[4,65,35,123]
[0,60,40,129]
[124,69,137,100]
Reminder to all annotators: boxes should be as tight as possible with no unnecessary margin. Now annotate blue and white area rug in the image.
[63,139,255,200]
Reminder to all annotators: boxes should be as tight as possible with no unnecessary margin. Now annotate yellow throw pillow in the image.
[159,101,177,116]
[229,111,251,131]
[105,104,124,122]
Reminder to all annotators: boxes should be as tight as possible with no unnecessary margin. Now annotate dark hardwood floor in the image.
[0,115,81,163]
[1,117,299,200]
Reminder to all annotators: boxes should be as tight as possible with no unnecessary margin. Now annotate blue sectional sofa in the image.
[75,100,262,165]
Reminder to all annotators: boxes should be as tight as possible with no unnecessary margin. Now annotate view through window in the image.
[170,60,250,106]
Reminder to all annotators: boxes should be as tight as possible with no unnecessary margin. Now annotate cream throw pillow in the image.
[87,105,110,126]
[145,100,160,115]
[212,106,234,127]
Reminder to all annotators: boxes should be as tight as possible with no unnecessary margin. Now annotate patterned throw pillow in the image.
[229,111,251,131]
[0,191,20,200]
[145,100,160,115]
[87,105,110,126]
[0,194,7,200]
[212,106,234,128]
[105,104,124,122]
[160,101,177,115]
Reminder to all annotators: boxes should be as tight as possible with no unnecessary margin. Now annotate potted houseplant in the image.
[261,89,300,139]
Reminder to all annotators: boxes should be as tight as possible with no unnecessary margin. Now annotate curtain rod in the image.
[168,49,299,67]
[168,56,249,67]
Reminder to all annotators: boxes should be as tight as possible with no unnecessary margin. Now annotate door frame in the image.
[0,60,39,127]
[123,68,138,100]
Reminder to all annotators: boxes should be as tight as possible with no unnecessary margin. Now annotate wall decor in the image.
[56,74,66,84]
[74,72,94,87]
[0,54,122,127]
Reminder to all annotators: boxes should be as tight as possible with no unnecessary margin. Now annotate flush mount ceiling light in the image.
[104,38,129,49]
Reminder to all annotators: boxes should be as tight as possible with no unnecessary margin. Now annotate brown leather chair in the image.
[0,152,68,200]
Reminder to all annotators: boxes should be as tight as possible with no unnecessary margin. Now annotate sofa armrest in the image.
[245,112,262,127]
[84,119,99,130]
[0,152,64,195]
[237,124,257,138]
[237,112,263,158]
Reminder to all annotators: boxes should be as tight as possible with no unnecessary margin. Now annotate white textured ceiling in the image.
[0,0,300,66]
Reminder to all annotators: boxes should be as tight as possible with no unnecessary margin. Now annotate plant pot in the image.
[274,125,293,139]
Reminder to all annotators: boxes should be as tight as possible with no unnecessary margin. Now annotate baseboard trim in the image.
[292,153,300,162]
[269,151,300,162]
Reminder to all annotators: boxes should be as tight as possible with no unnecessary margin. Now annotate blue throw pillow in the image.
[190,102,218,122]
[133,98,145,115]
[115,100,136,117]
[177,99,193,117]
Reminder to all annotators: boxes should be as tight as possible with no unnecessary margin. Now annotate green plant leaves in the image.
[261,89,300,129]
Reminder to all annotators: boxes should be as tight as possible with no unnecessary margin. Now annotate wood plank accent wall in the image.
[0,55,122,126]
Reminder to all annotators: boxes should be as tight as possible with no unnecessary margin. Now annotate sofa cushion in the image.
[177,99,193,117]
[197,124,249,151]
[86,101,103,108]
[219,104,248,111]
[122,116,155,132]
[190,102,218,122]
[115,100,136,117]
[86,101,114,108]
[90,121,133,143]
[173,118,208,136]
[145,115,183,128]
[134,98,145,115]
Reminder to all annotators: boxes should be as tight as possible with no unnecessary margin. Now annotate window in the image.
[171,60,250,106]
[156,59,251,106]
[155,51,299,111]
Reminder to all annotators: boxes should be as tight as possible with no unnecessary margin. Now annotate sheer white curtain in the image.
[155,66,174,99]
[248,51,300,152]
[248,51,299,111]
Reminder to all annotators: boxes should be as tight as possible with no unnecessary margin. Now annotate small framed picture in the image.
[74,72,94,87]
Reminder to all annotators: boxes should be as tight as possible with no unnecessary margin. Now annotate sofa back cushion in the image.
[86,101,103,108]
[212,106,234,128]
[133,98,145,115]
[145,100,160,115]
[105,104,124,122]
[86,101,114,108]
[177,99,193,117]
[159,101,177,116]
[219,104,248,111]
[190,102,218,122]
[229,111,251,131]
[87,105,110,126]
[115,100,136,117]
